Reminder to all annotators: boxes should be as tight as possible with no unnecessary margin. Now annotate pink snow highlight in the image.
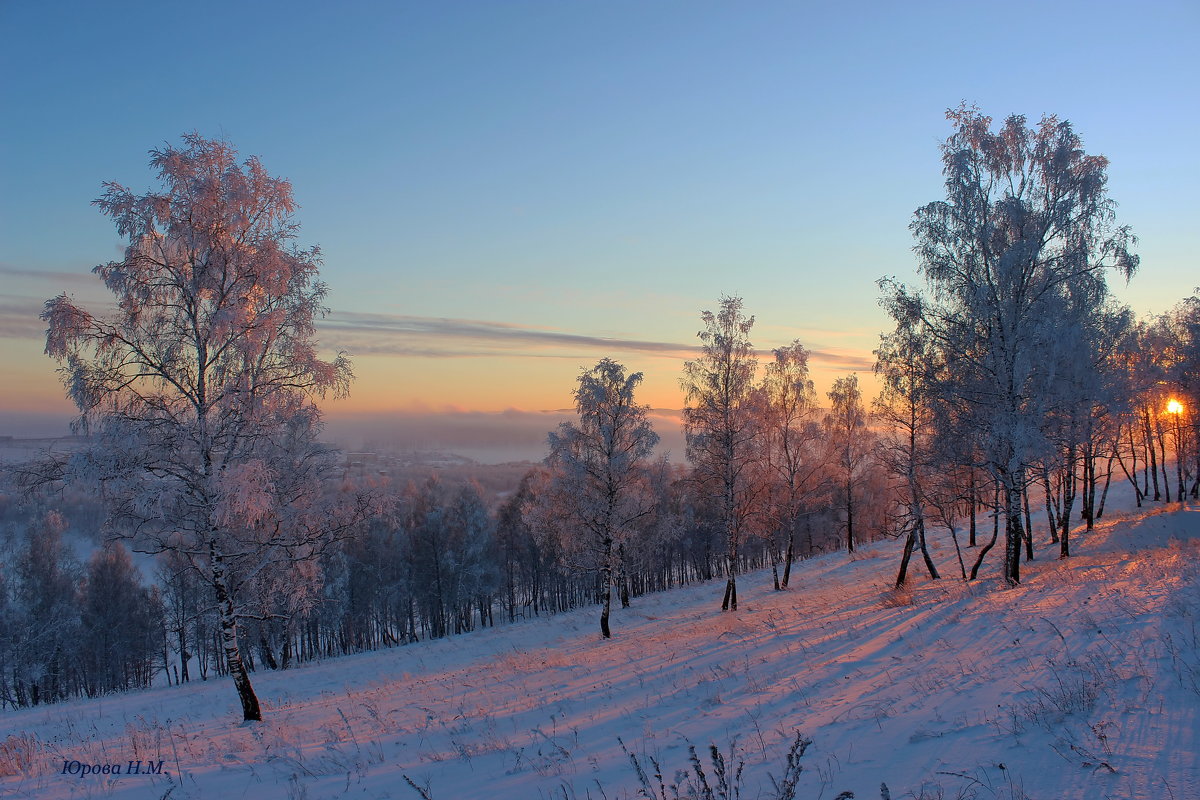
[2,495,1198,799]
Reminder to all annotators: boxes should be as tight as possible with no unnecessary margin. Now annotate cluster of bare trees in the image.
[1115,304,1200,508]
[669,297,880,613]
[873,106,1200,588]
[0,509,161,709]
[872,292,1200,589]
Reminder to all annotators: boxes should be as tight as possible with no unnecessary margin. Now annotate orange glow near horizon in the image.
[324,352,878,419]
[3,330,878,432]
[5,351,879,427]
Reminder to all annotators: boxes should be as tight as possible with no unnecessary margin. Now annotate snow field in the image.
[2,501,1198,799]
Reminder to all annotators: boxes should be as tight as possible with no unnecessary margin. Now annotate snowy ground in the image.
[2,499,1199,799]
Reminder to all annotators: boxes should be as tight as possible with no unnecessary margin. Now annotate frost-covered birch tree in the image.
[41,134,369,721]
[881,106,1137,585]
[681,296,760,611]
[874,315,942,587]
[758,341,823,589]
[547,358,658,638]
[825,374,871,554]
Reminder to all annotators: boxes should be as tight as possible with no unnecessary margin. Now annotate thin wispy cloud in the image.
[319,310,875,372]
[800,348,875,372]
[0,263,99,286]
[319,310,701,359]
[0,264,114,342]
[0,297,49,340]
[0,298,874,374]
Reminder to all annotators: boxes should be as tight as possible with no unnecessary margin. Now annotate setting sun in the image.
[1168,398,1184,415]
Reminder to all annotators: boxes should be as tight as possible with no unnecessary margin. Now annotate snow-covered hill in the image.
[2,501,1198,799]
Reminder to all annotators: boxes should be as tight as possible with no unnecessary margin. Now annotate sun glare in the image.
[1167,398,1184,415]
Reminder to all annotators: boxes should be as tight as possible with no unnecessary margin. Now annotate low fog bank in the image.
[0,408,689,468]
[324,408,687,465]
[0,410,73,440]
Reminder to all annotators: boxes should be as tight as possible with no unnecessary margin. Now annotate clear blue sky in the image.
[2,0,1197,457]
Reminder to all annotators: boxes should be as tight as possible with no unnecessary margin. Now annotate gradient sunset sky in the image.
[2,1,1197,461]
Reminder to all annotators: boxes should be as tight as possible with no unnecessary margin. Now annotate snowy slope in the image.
[2,500,1198,800]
